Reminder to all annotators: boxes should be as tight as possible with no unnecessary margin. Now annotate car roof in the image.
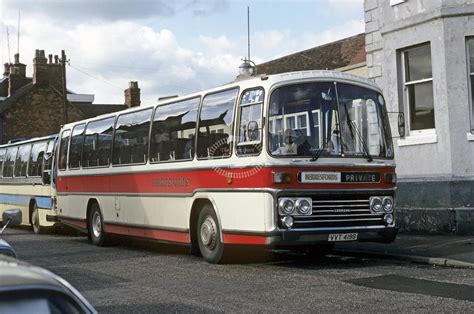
[0,255,65,290]
[0,254,96,312]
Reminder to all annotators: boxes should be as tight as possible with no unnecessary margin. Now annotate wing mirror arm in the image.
[388,111,405,138]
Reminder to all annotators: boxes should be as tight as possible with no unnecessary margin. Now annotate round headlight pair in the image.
[370,196,394,213]
[279,198,312,215]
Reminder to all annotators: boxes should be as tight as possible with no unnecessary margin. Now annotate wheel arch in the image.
[189,197,224,251]
[86,198,101,230]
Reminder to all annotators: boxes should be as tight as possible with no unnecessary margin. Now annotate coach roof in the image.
[61,70,381,130]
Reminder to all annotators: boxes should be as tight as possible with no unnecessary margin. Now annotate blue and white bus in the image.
[0,135,58,233]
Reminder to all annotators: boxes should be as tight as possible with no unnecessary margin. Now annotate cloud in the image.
[2,0,229,24]
[0,1,364,105]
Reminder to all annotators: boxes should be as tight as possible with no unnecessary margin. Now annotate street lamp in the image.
[239,58,256,77]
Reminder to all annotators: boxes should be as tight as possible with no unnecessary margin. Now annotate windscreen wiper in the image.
[342,103,373,162]
[310,147,325,162]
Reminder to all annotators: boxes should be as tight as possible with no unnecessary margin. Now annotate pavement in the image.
[334,234,474,268]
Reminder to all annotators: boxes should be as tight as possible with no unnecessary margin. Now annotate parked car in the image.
[0,209,97,314]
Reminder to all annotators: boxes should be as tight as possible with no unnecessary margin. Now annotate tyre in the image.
[31,203,46,234]
[88,203,109,246]
[197,204,225,264]
[305,243,335,258]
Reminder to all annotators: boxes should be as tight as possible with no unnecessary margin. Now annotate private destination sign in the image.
[299,171,380,183]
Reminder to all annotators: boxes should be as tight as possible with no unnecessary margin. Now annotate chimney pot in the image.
[48,54,53,63]
[54,55,59,64]
[14,53,19,64]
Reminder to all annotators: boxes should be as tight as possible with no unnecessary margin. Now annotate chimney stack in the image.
[8,54,28,96]
[124,81,141,107]
[33,49,63,90]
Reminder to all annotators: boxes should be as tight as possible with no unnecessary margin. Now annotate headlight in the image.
[384,213,394,226]
[296,198,312,215]
[370,197,383,212]
[281,216,294,229]
[382,197,394,212]
[279,198,295,215]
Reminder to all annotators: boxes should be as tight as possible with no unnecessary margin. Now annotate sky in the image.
[0,0,364,104]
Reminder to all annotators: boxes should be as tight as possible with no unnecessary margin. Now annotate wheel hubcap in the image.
[92,212,102,238]
[200,216,217,250]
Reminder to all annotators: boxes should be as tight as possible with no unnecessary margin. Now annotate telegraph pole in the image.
[61,50,68,124]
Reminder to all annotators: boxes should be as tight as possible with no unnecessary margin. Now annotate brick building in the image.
[256,33,367,77]
[0,50,141,144]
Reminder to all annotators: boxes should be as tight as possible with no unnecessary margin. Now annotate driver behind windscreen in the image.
[273,128,298,155]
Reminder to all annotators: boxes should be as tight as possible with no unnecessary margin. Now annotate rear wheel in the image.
[197,204,225,264]
[88,203,109,246]
[31,203,45,234]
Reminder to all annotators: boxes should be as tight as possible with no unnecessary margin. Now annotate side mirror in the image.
[44,152,52,160]
[2,208,22,226]
[398,112,405,138]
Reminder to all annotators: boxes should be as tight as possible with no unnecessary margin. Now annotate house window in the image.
[402,43,435,133]
[467,38,474,132]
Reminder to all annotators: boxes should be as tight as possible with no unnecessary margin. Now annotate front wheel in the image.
[88,203,109,246]
[197,204,225,264]
[31,204,46,234]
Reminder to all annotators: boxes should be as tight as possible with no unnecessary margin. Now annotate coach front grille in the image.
[289,195,384,229]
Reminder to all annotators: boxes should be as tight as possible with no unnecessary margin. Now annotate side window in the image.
[28,141,48,177]
[0,148,5,178]
[197,89,238,159]
[237,89,264,155]
[14,145,31,177]
[150,98,200,162]
[82,117,115,168]
[43,140,54,172]
[59,130,70,171]
[3,147,18,177]
[69,124,86,169]
[113,108,152,165]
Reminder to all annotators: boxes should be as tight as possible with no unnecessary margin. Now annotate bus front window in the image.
[268,82,393,159]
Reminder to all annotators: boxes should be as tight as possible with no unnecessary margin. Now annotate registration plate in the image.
[328,233,358,242]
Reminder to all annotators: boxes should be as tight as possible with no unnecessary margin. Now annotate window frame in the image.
[3,146,18,178]
[82,116,116,169]
[196,87,239,161]
[13,144,31,178]
[467,37,474,133]
[58,130,71,171]
[27,141,48,178]
[235,87,265,157]
[149,96,202,164]
[401,42,436,136]
[112,107,153,167]
[68,123,86,170]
